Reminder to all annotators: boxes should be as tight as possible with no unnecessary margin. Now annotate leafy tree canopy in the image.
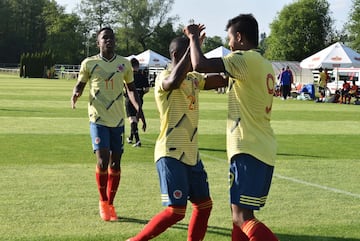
[265,0,333,61]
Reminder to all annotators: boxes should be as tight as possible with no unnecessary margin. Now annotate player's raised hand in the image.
[199,31,206,46]
[183,24,205,39]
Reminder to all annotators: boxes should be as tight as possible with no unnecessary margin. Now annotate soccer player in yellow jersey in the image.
[71,27,146,222]
[184,14,278,241]
[127,37,227,241]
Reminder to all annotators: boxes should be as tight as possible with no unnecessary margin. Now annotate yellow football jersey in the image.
[78,54,133,127]
[223,50,277,166]
[154,69,205,166]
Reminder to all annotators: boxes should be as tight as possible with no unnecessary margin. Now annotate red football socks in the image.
[131,206,186,241]
[232,223,250,241]
[188,198,213,241]
[95,166,108,201]
[242,218,278,241]
[107,168,121,205]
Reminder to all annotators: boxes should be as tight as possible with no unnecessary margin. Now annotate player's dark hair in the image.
[96,27,114,38]
[130,58,140,68]
[226,14,258,46]
[169,36,189,55]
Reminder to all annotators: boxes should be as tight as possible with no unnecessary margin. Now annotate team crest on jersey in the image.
[173,190,183,199]
[95,137,101,145]
[117,64,125,72]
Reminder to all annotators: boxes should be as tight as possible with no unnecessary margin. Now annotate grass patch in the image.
[0,74,359,240]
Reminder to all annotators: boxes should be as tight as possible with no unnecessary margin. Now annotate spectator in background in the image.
[280,66,292,100]
[318,67,329,102]
[125,58,150,147]
[340,79,350,104]
[347,80,359,104]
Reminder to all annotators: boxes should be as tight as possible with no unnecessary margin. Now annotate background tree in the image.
[201,36,224,54]
[42,1,85,64]
[78,0,114,31]
[265,0,333,61]
[111,0,177,53]
[145,23,178,57]
[0,0,47,63]
[259,32,267,55]
[0,0,86,65]
[345,0,360,52]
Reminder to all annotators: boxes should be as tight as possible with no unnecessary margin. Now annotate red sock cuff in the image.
[168,205,186,216]
[241,218,260,235]
[192,198,213,210]
[242,218,278,241]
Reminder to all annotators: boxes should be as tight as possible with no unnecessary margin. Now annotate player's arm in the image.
[142,75,150,94]
[125,82,147,131]
[162,47,192,91]
[203,74,228,90]
[71,81,86,109]
[184,24,225,74]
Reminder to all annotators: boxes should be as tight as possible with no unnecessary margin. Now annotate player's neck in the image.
[100,52,115,61]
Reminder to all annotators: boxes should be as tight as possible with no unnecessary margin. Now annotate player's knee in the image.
[167,206,186,222]
[231,204,254,226]
[97,160,108,170]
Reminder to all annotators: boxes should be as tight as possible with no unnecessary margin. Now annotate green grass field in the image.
[0,74,359,241]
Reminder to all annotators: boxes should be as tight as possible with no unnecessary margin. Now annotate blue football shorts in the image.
[229,153,274,210]
[90,122,124,154]
[156,157,210,206]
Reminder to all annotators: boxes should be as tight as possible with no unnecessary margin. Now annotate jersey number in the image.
[105,78,114,90]
[266,74,275,113]
[187,95,196,110]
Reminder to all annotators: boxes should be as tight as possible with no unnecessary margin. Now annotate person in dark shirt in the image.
[125,58,150,147]
[280,66,292,100]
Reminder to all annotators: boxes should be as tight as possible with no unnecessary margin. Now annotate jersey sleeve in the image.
[123,61,134,84]
[155,69,171,91]
[222,51,247,81]
[78,59,90,83]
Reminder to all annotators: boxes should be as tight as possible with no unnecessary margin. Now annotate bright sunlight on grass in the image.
[0,74,359,241]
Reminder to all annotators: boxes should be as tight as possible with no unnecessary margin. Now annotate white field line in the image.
[140,138,360,199]
[274,174,360,199]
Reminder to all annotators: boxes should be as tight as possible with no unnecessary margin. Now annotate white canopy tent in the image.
[300,42,360,97]
[204,46,231,58]
[125,54,137,61]
[300,42,360,69]
[135,49,170,68]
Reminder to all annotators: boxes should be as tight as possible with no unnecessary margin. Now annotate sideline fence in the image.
[0,68,20,75]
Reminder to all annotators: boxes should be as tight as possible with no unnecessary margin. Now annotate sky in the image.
[56,0,352,39]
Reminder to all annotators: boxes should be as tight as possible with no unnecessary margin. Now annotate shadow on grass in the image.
[277,152,324,158]
[0,108,42,113]
[117,216,230,236]
[117,217,360,240]
[276,234,360,241]
[199,147,226,153]
[118,217,360,241]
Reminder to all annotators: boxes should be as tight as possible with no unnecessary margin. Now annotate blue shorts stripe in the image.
[229,153,274,210]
